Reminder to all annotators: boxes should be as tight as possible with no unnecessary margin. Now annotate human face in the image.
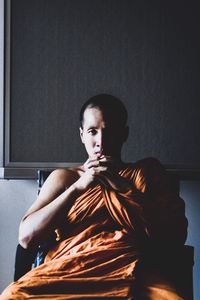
[80,107,126,159]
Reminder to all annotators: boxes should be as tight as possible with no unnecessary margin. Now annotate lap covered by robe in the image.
[1,158,188,299]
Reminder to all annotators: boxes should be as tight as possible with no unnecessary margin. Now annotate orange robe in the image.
[1,158,188,299]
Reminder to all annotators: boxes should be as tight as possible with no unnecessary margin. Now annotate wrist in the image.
[68,183,80,195]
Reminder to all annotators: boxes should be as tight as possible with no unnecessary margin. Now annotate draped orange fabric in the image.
[1,158,188,299]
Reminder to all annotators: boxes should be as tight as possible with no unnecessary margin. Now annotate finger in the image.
[88,160,101,169]
[84,158,99,169]
[99,161,109,167]
[99,160,114,168]
[99,155,112,161]
[99,156,116,166]
[89,166,107,175]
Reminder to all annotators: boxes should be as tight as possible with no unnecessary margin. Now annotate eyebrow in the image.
[87,126,97,130]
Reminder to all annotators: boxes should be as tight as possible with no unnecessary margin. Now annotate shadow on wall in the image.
[180,180,200,300]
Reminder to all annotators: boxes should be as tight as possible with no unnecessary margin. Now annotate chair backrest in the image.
[37,170,52,194]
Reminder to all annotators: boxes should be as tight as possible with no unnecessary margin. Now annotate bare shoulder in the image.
[47,166,83,190]
[23,166,84,218]
[39,165,85,198]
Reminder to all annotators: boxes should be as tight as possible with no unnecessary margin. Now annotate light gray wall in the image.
[0,179,37,291]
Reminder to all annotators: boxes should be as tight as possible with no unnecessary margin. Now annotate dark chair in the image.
[14,170,194,300]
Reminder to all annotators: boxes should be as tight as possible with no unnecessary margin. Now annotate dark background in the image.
[8,0,200,166]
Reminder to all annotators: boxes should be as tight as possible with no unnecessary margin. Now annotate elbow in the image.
[18,232,33,249]
[18,238,29,249]
[18,226,35,249]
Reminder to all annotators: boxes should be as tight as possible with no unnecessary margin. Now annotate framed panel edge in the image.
[4,0,11,167]
[1,166,200,180]
[0,163,81,179]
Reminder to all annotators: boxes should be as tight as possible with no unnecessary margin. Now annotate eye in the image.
[88,129,97,135]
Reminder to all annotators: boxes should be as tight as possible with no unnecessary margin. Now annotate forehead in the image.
[83,106,121,125]
[82,107,105,127]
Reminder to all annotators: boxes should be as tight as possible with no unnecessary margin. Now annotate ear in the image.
[123,126,129,142]
[79,127,85,144]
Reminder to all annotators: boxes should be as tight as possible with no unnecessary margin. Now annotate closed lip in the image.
[95,150,103,157]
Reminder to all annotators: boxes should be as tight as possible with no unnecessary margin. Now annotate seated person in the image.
[1,94,188,299]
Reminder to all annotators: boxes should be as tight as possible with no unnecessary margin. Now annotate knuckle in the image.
[90,168,95,175]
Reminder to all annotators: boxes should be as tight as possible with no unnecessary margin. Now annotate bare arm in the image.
[19,168,80,249]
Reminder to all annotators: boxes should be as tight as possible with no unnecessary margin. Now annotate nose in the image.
[96,131,103,150]
[95,129,109,152]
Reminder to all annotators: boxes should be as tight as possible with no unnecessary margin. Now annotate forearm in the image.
[19,184,78,249]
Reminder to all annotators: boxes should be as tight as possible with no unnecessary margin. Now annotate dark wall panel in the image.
[7,0,200,166]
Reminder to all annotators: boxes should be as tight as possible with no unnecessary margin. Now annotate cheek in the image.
[83,135,94,147]
[81,132,88,144]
